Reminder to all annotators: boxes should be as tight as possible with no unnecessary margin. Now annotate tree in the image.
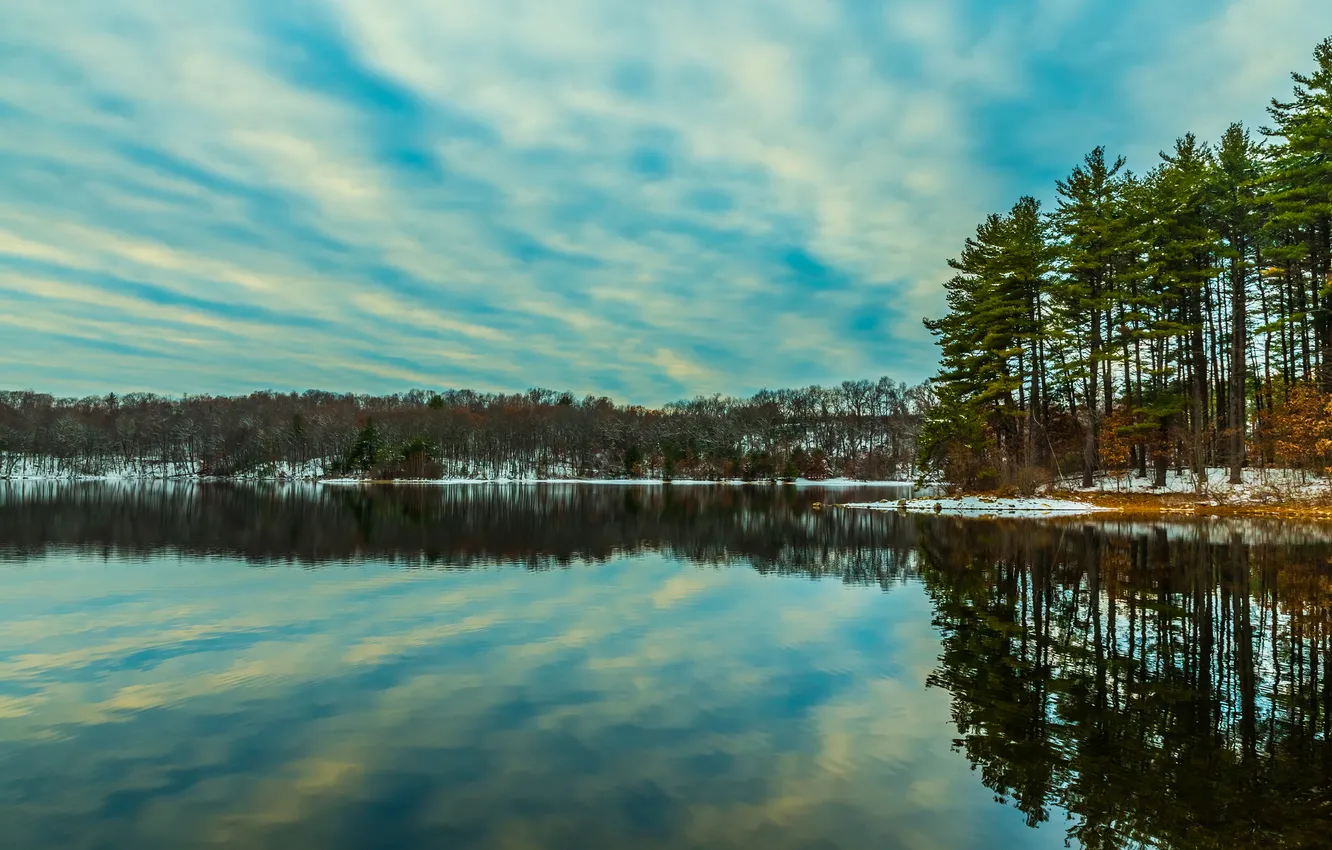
[1052,147,1128,486]
[922,37,1332,491]
[1264,37,1332,390]
[1210,123,1264,483]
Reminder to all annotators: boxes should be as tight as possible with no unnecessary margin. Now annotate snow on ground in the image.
[843,496,1113,516]
[0,455,326,481]
[1053,467,1332,504]
[790,478,928,488]
[0,455,201,480]
[317,477,925,488]
[0,455,924,488]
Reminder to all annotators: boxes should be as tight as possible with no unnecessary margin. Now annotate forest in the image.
[921,37,1332,491]
[0,378,930,481]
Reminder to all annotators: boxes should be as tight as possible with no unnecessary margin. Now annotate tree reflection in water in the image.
[918,519,1332,850]
[3,481,1331,848]
[0,480,921,585]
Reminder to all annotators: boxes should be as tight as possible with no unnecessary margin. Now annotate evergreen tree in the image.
[1052,147,1127,486]
[921,37,1332,490]
[1263,36,1332,389]
[1210,123,1264,483]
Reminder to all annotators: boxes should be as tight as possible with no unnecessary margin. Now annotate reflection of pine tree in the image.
[916,520,1332,849]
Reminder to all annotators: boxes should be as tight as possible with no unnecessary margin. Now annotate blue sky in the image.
[2,0,1330,403]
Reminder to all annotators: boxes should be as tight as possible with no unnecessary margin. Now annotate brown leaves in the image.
[1266,383,1332,470]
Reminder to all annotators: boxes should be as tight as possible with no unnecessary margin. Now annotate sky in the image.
[2,0,1331,404]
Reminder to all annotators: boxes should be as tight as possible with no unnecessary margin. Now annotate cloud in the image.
[0,0,1329,400]
[0,548,1063,849]
[1120,0,1332,153]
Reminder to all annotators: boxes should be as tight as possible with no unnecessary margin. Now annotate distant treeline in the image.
[0,377,930,481]
[923,37,1332,489]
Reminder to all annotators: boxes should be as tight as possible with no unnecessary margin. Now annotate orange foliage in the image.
[1098,407,1137,470]
[1268,383,1332,471]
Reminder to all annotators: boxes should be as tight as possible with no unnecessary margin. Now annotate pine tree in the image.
[921,37,1332,491]
[1052,147,1127,486]
[922,199,1054,484]
[996,196,1053,467]
[1154,134,1220,479]
[1210,123,1264,483]
[1264,37,1332,389]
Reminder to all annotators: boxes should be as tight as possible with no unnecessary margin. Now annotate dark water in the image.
[1,482,1331,850]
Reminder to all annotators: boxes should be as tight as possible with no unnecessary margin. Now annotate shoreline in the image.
[7,473,1330,518]
[839,489,1332,520]
[316,476,924,488]
[841,496,1112,517]
[1044,489,1332,520]
[0,475,926,489]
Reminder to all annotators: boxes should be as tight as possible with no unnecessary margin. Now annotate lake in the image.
[1,481,1329,849]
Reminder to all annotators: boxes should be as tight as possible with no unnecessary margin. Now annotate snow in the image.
[0,453,923,489]
[0,455,327,481]
[843,496,1113,516]
[1054,467,1332,504]
[790,478,929,488]
[0,455,200,480]
[317,476,924,488]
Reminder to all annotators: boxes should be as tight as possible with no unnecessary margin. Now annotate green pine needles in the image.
[922,37,1332,491]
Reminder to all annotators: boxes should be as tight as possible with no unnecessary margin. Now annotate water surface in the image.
[1,482,1330,849]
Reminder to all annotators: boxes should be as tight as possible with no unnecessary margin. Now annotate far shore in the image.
[0,474,928,489]
[316,476,925,488]
[7,470,1332,518]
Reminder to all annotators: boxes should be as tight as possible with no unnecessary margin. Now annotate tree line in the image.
[0,377,930,481]
[922,37,1332,490]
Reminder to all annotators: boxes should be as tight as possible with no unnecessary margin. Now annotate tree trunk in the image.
[1320,217,1332,391]
[1083,307,1101,488]
[1154,416,1170,488]
[1190,287,1208,485]
[1229,251,1247,485]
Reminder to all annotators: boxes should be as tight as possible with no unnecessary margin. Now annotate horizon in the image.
[3,0,1331,404]
[0,373,927,409]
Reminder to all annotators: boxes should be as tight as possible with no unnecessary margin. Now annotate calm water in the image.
[2,482,1331,850]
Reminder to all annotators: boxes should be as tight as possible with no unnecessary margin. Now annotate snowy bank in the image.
[317,477,926,488]
[0,455,325,481]
[1052,468,1332,505]
[843,496,1114,516]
